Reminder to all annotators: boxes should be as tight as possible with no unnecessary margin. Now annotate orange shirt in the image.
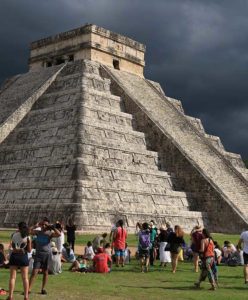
[93,253,111,273]
[114,227,127,250]
[204,239,214,257]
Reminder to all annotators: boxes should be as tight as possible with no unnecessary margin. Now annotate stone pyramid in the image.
[0,24,247,232]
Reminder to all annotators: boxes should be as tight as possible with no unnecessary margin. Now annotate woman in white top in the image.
[8,222,31,300]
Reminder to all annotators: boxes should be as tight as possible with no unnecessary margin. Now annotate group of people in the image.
[0,218,129,300]
[2,217,248,299]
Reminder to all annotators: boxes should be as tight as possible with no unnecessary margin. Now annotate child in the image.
[84,241,95,260]
[124,243,131,264]
[104,243,112,258]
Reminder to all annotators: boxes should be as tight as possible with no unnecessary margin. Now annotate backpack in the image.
[139,231,150,250]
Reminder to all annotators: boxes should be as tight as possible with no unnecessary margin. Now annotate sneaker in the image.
[41,289,47,295]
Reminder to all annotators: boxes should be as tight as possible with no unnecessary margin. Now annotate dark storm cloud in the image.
[0,0,247,157]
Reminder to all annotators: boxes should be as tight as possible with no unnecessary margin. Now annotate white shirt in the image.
[84,246,95,260]
[241,231,248,254]
[53,231,65,253]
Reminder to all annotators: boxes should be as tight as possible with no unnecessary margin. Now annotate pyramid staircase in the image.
[0,60,207,231]
[102,66,248,232]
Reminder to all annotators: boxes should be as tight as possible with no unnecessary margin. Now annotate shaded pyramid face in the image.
[0,59,247,233]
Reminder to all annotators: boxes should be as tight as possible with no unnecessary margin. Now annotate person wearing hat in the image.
[48,246,62,275]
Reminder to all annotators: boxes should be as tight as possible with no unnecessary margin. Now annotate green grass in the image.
[0,260,247,299]
[0,231,245,299]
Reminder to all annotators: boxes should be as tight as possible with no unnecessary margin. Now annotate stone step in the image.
[166,96,185,114]
[105,66,248,229]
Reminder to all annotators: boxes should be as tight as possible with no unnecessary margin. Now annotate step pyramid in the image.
[0,24,247,232]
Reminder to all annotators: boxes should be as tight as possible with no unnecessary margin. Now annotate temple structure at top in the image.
[29,24,145,77]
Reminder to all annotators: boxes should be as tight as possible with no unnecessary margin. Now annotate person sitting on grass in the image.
[138,222,150,273]
[84,241,95,261]
[0,243,8,268]
[69,256,89,273]
[48,246,62,275]
[213,241,222,265]
[93,247,112,273]
[61,243,76,263]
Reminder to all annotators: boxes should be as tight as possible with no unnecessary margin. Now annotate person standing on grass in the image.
[65,218,76,252]
[149,220,157,266]
[29,218,61,295]
[113,219,127,267]
[138,222,151,273]
[8,222,31,300]
[190,225,203,272]
[158,225,171,268]
[238,229,248,283]
[194,229,218,290]
[167,225,185,273]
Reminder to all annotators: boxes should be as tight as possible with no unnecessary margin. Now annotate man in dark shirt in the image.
[29,217,61,295]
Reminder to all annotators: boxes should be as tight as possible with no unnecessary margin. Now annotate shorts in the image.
[138,248,149,259]
[114,249,125,257]
[243,252,248,265]
[9,253,29,267]
[33,252,49,270]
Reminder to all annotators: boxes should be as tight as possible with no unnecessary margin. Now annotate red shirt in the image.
[114,227,127,250]
[93,253,112,273]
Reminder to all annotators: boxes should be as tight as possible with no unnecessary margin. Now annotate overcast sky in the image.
[0,0,247,158]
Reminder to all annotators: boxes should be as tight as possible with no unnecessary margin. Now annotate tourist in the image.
[167,225,185,273]
[93,248,112,273]
[69,256,89,273]
[48,246,62,275]
[52,222,64,255]
[65,219,76,252]
[149,220,157,266]
[84,241,95,260]
[190,225,203,272]
[124,243,131,264]
[213,241,222,265]
[222,241,236,263]
[158,225,171,267]
[29,218,61,295]
[61,243,76,263]
[8,222,31,300]
[194,229,218,290]
[92,233,108,253]
[104,243,112,259]
[238,229,248,283]
[113,220,127,267]
[138,222,150,273]
[0,243,8,268]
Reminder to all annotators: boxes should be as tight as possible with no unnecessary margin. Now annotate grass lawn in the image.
[0,231,245,299]
[0,259,247,300]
